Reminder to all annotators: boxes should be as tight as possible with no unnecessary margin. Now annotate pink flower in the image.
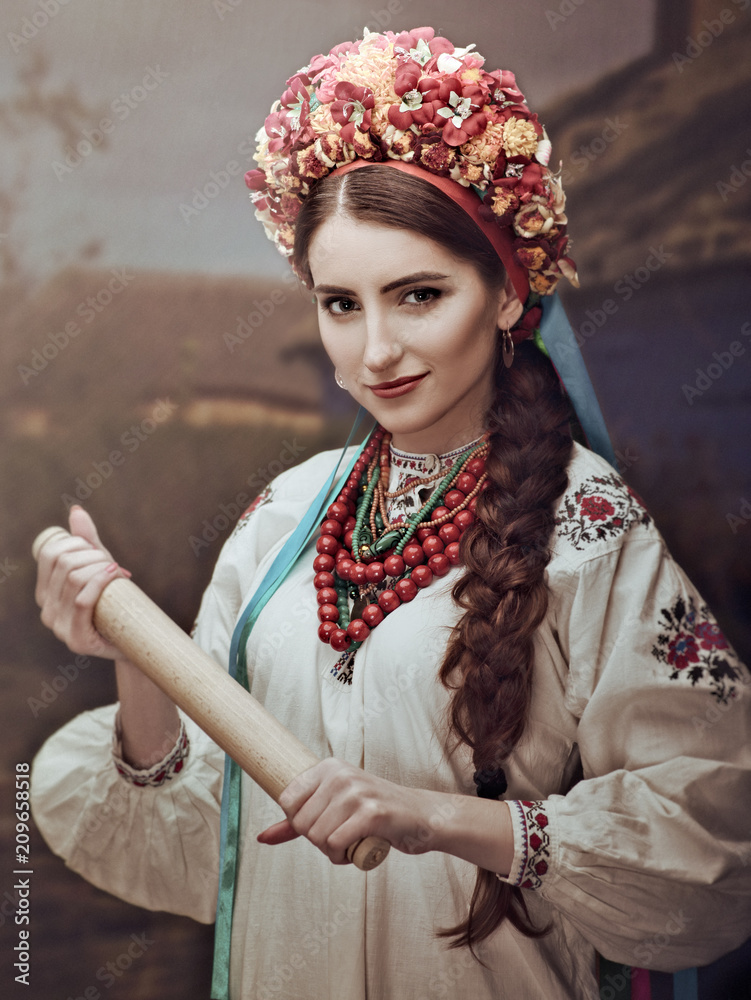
[485,69,525,105]
[330,82,375,143]
[393,27,454,68]
[434,78,487,146]
[388,64,444,130]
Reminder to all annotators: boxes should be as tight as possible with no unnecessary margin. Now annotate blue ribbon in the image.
[538,293,618,469]
[211,407,373,1000]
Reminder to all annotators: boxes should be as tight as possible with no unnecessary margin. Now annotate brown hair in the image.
[294,166,573,952]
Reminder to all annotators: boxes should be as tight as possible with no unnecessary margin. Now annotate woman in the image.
[31,27,750,1000]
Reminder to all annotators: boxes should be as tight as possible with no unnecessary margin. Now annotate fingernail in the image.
[71,504,83,512]
[121,568,132,578]
[106,562,118,573]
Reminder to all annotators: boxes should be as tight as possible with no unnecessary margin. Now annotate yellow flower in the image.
[529,270,558,294]
[334,43,399,107]
[450,160,486,186]
[460,67,482,85]
[310,105,338,136]
[513,201,555,239]
[461,122,505,164]
[502,117,539,158]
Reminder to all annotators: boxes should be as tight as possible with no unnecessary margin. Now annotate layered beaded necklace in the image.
[313,426,489,654]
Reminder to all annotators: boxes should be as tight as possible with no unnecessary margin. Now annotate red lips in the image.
[368,374,427,398]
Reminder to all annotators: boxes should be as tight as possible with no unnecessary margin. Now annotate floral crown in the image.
[246,26,578,333]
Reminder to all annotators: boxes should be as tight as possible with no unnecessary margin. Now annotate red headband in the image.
[334,159,530,308]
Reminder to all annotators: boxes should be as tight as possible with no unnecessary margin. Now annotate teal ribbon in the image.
[538,293,618,469]
[673,967,699,999]
[210,408,373,1000]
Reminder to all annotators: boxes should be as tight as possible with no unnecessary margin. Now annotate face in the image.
[308,215,521,455]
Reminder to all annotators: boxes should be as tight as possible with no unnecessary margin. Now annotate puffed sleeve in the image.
[499,465,751,971]
[30,458,318,921]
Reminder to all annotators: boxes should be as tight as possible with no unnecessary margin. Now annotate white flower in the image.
[437,91,473,126]
[436,44,476,75]
[536,128,552,166]
[399,89,424,112]
[410,38,433,66]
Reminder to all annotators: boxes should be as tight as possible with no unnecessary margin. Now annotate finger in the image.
[278,762,328,816]
[68,505,112,558]
[34,531,97,604]
[71,563,131,657]
[41,555,128,658]
[42,547,117,611]
[257,819,300,846]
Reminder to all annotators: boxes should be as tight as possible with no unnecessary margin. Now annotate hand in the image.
[257,758,448,864]
[257,758,515,874]
[35,505,131,659]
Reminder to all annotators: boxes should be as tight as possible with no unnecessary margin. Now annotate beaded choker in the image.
[313,426,489,652]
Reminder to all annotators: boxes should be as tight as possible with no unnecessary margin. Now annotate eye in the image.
[322,296,358,316]
[403,287,441,305]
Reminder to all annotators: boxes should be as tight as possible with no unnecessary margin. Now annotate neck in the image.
[388,421,487,458]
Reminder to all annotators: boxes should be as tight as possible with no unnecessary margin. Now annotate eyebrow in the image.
[312,271,451,296]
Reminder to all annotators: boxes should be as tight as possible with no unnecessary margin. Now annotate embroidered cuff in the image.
[496,799,551,890]
[112,715,190,787]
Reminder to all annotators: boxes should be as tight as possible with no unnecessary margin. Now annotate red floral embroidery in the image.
[554,473,652,550]
[517,801,551,891]
[695,622,729,651]
[667,633,700,669]
[233,485,274,536]
[580,496,615,521]
[652,595,743,704]
[114,722,190,787]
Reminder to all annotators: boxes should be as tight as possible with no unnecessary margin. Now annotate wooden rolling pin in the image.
[32,526,390,871]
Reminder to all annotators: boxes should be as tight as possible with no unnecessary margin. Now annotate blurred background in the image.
[0,0,749,997]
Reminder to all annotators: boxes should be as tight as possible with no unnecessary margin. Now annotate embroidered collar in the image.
[389,436,484,477]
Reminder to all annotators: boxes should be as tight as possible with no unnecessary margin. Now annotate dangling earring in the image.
[502,328,514,369]
[335,370,347,389]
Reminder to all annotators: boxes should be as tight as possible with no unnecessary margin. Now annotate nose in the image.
[362,310,404,374]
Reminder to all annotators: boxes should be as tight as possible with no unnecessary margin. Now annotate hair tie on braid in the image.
[473,767,508,800]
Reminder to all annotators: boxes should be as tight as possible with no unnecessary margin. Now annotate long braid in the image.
[438,339,574,949]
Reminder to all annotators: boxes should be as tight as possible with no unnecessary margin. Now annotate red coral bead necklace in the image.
[313,425,489,653]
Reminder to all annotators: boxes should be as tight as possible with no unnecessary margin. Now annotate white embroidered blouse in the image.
[30,442,751,1000]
